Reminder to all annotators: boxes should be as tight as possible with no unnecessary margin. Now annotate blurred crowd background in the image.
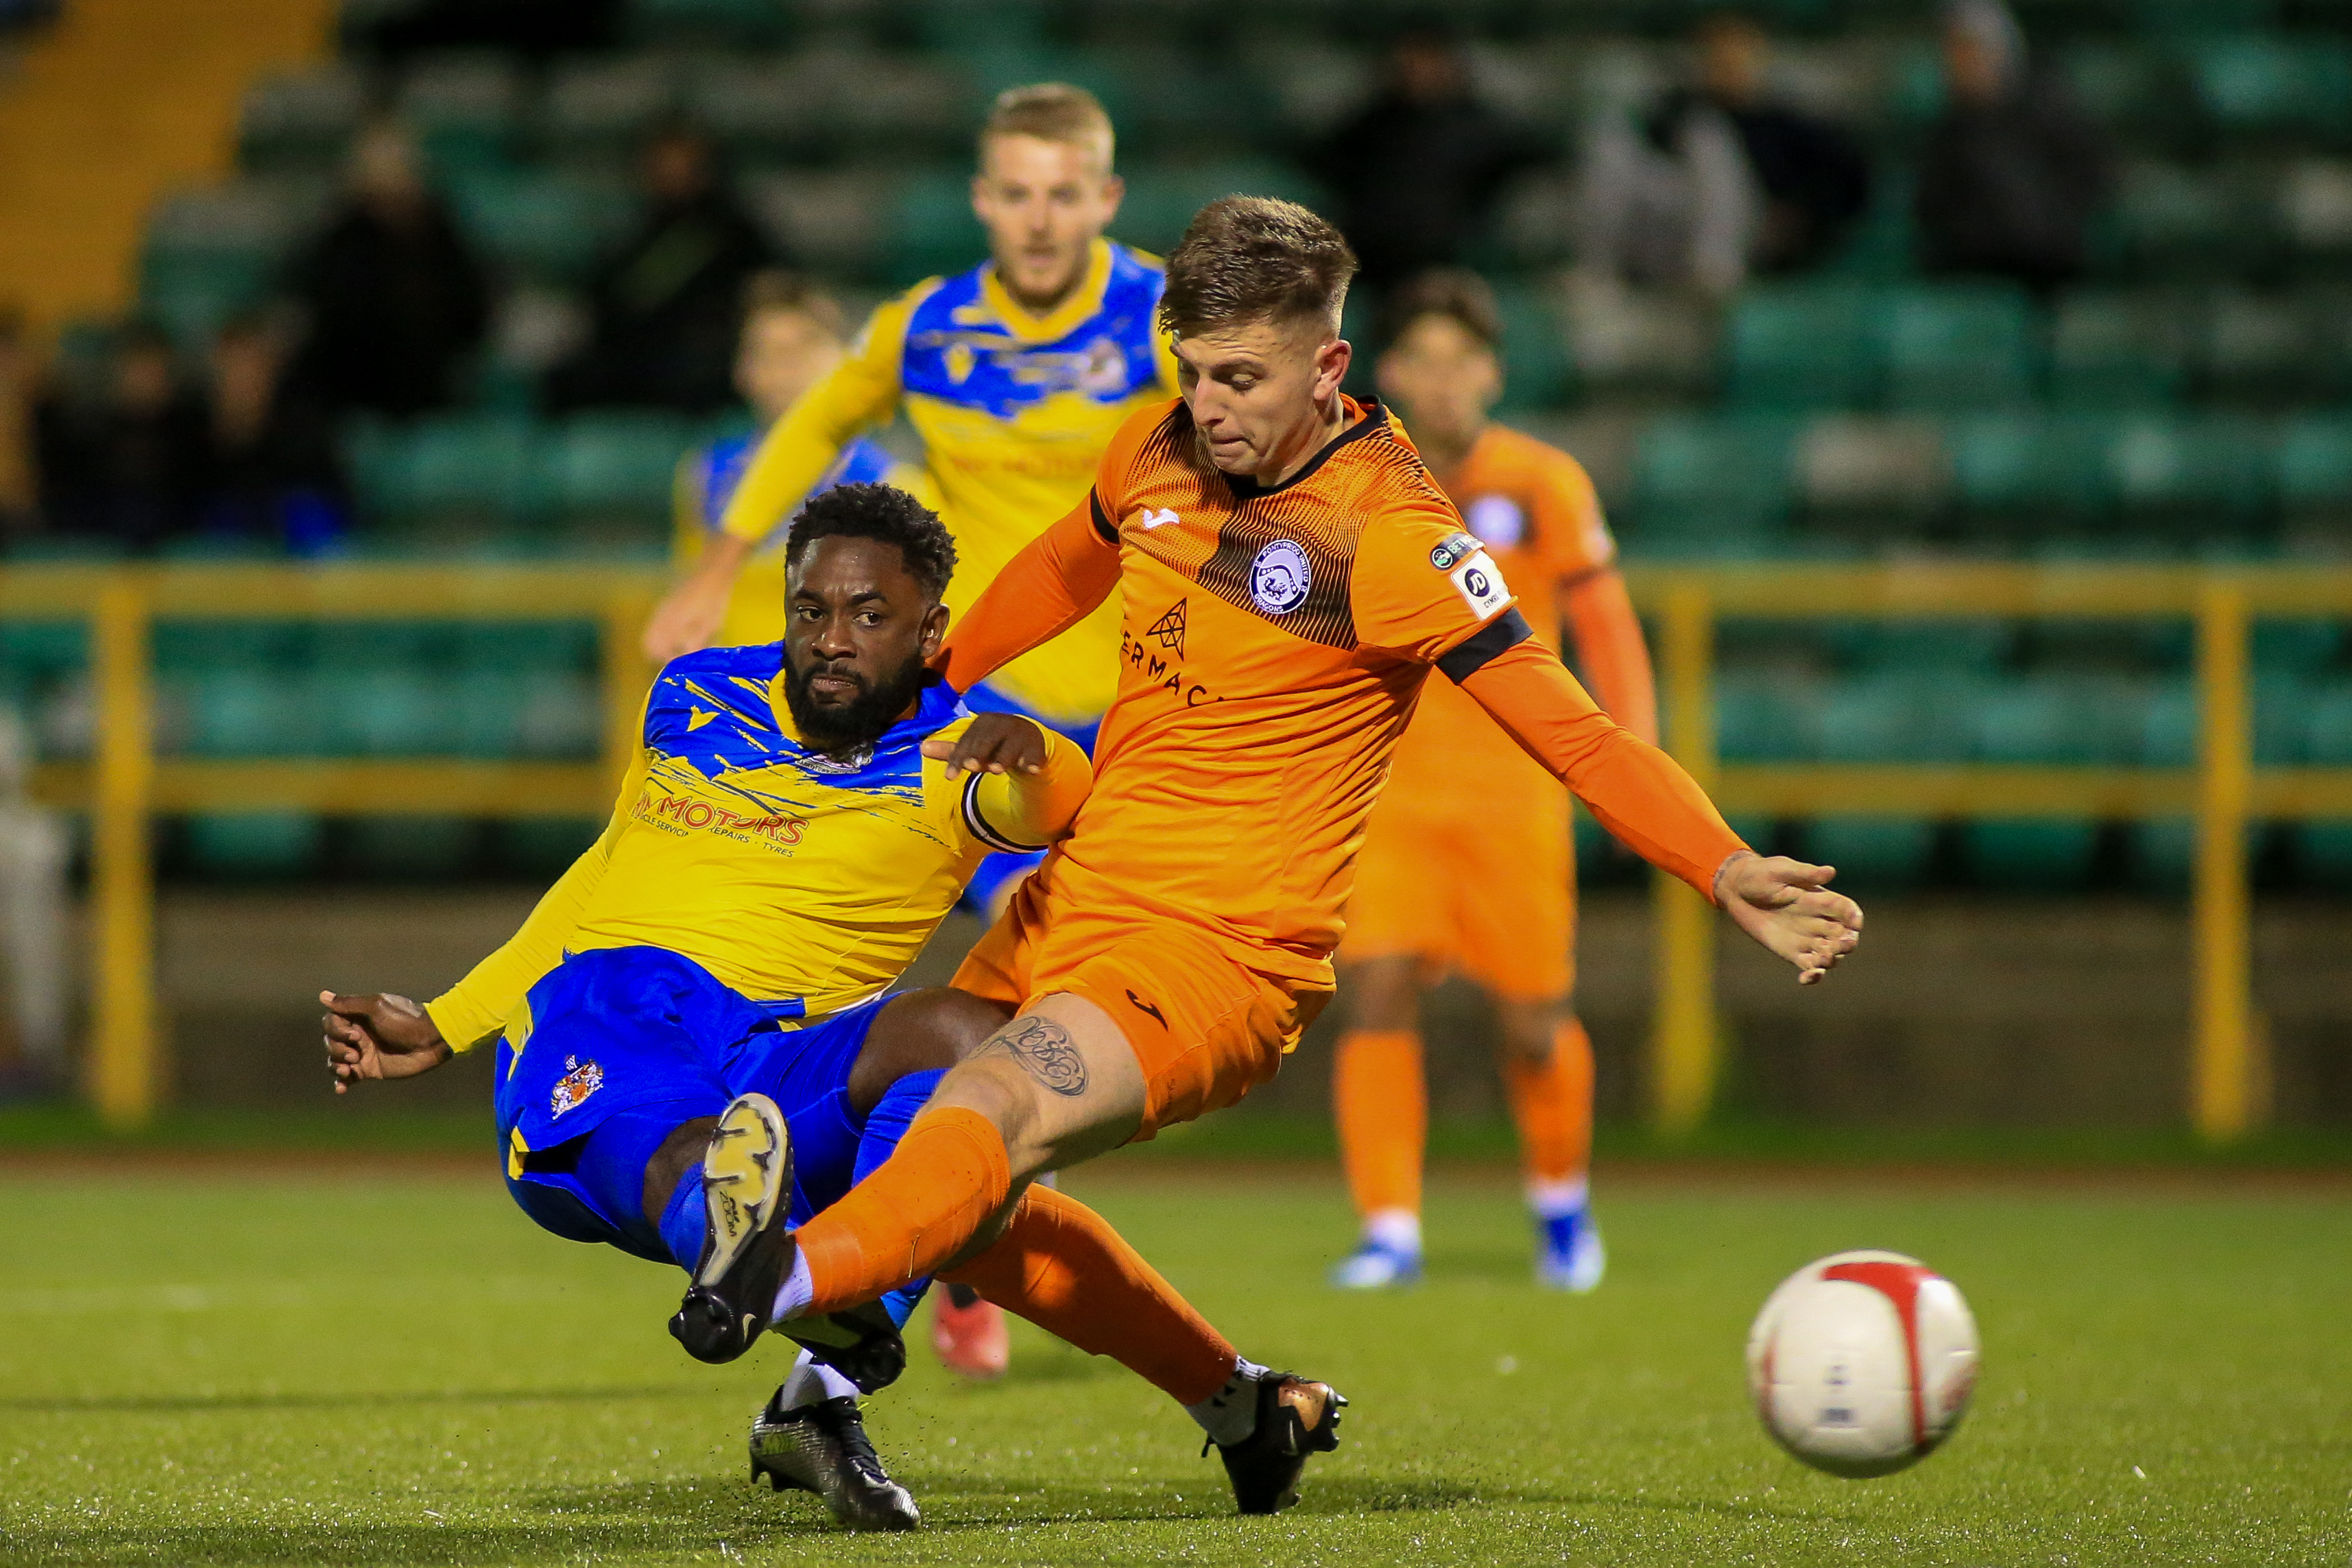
[3,0,2352,1102]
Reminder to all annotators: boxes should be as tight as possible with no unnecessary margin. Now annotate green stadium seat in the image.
[1881,284,2037,412]
[2191,35,2352,143]
[2106,415,2274,543]
[1825,618,2012,674]
[538,56,677,164]
[2200,290,2332,405]
[182,812,324,878]
[2061,40,2187,145]
[2252,618,2342,673]
[1948,411,2117,540]
[1724,285,1877,410]
[824,53,977,158]
[1492,280,1574,413]
[739,171,885,279]
[2276,414,2352,533]
[1819,169,1915,281]
[1627,415,1799,553]
[2048,291,2189,407]
[176,666,317,757]
[397,54,523,173]
[344,817,479,878]
[453,668,602,760]
[1714,670,1821,762]
[540,413,697,551]
[1805,816,1935,889]
[1792,415,1951,541]
[348,414,540,533]
[237,66,366,173]
[908,0,1051,51]
[686,58,819,162]
[2110,162,2275,279]
[886,167,987,286]
[1115,160,1319,258]
[1960,675,2134,891]
[1819,673,1973,762]
[445,169,634,283]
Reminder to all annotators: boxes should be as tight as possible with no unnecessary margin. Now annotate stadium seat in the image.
[1959,675,2134,890]
[444,168,634,283]
[2061,40,2189,148]
[2048,290,2189,407]
[1805,816,1936,889]
[539,413,697,551]
[685,58,821,162]
[2110,161,2275,279]
[344,816,479,878]
[139,180,321,349]
[236,65,366,173]
[1626,415,1800,552]
[737,170,886,278]
[348,414,541,538]
[2106,415,2274,544]
[887,166,989,286]
[1947,411,2117,542]
[492,817,604,876]
[2190,35,2352,143]
[1723,285,1877,410]
[1824,617,2011,674]
[623,0,790,47]
[2200,289,2331,405]
[538,55,677,165]
[1794,415,1950,540]
[1491,280,1575,413]
[182,812,325,878]
[397,53,523,173]
[1715,669,1821,762]
[1115,160,1320,258]
[1880,283,2037,412]
[2276,414,2352,534]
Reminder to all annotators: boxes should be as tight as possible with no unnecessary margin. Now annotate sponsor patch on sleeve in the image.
[1429,531,1480,572]
[1448,550,1512,619]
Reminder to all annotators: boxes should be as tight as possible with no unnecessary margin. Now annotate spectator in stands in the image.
[0,310,34,542]
[1576,11,1871,298]
[32,322,206,551]
[547,125,778,415]
[286,122,490,419]
[1306,24,1554,295]
[195,313,349,557]
[1914,0,2110,293]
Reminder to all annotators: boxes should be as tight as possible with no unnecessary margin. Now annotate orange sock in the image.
[1334,1028,1426,1222]
[795,1105,1011,1316]
[1504,1020,1595,1187]
[942,1184,1238,1406]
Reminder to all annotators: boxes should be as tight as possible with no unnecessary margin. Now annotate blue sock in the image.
[656,1164,706,1272]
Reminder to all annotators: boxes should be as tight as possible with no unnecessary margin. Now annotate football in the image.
[1744,1250,1980,1477]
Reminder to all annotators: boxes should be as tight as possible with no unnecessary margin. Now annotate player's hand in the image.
[641,575,730,663]
[1712,852,1862,985]
[923,712,1049,780]
[320,991,453,1093]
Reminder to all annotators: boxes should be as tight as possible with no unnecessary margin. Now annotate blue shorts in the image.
[958,681,1100,915]
[494,946,892,1264]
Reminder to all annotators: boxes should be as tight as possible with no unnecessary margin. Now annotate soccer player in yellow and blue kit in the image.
[673,272,938,649]
[641,81,1174,917]
[320,485,1092,1529]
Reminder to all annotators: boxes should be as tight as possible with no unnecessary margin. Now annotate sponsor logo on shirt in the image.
[1429,530,1481,571]
[636,787,807,845]
[1140,507,1181,531]
[1250,540,1313,616]
[1147,598,1187,659]
[1118,622,1219,707]
[550,1055,603,1119]
[1449,550,1512,619]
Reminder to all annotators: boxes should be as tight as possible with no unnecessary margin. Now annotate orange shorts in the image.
[1339,787,1574,1003]
[952,859,1333,1141]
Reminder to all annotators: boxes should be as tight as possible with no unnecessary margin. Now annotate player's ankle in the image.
[1184,1356,1271,1447]
[771,1249,815,1323]
[1361,1208,1421,1254]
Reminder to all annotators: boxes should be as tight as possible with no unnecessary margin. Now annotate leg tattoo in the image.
[980,1016,1088,1098]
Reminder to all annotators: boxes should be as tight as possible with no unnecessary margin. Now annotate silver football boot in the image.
[749,1390,921,1531]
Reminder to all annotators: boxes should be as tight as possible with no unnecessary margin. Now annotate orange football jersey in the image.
[944,396,1520,982]
[1383,424,1619,806]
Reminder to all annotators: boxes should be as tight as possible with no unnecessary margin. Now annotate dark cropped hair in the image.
[1380,267,1502,352]
[1159,195,1358,339]
[784,482,957,603]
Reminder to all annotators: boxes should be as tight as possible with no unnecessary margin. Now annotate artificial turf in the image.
[0,1161,2344,1566]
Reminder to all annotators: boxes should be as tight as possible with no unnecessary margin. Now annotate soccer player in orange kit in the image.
[662,197,1864,1512]
[1330,269,1655,1295]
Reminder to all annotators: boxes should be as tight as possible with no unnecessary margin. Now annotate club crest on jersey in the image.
[1429,530,1480,572]
[549,1055,603,1119]
[1250,540,1312,616]
[1465,495,1527,548]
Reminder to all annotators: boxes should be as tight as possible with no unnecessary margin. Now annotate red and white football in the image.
[1744,1249,1980,1477]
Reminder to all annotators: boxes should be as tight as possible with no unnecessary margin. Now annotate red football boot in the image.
[929,1284,1009,1379]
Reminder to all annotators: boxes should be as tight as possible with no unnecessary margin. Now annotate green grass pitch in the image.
[1,1162,2344,1566]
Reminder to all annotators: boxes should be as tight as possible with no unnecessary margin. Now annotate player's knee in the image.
[1497,1001,1566,1065]
[639,1115,718,1223]
[1346,956,1421,1030]
[931,1053,1053,1174]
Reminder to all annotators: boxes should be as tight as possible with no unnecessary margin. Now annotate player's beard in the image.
[781,647,929,759]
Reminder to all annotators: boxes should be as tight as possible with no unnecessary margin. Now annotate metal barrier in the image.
[5,561,2347,1139]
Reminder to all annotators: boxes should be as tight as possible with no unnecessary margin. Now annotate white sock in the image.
[1184,1356,1271,1448]
[1363,1208,1422,1254]
[778,1349,863,1412]
[1526,1177,1590,1220]
[771,1250,815,1323]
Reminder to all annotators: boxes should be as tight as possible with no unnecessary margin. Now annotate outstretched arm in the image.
[933,494,1123,694]
[1561,567,1657,746]
[1455,623,1861,983]
[922,713,1095,848]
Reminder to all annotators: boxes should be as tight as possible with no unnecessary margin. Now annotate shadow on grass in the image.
[0,1383,708,1416]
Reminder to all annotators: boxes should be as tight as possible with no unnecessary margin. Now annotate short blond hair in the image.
[979,82,1115,171]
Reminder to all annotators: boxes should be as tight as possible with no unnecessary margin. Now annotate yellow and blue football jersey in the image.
[716,239,1178,727]
[673,429,933,647]
[426,643,1092,1052]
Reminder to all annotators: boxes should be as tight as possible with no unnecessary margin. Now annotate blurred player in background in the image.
[642,80,1177,1378]
[671,272,935,649]
[1328,269,1656,1295]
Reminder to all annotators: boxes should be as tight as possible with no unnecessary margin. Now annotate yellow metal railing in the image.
[6,561,2348,1139]
[1622,562,2352,1145]
[4,564,662,1128]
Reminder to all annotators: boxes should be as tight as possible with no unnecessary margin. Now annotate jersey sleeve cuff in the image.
[424,993,500,1056]
[1436,607,1535,684]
